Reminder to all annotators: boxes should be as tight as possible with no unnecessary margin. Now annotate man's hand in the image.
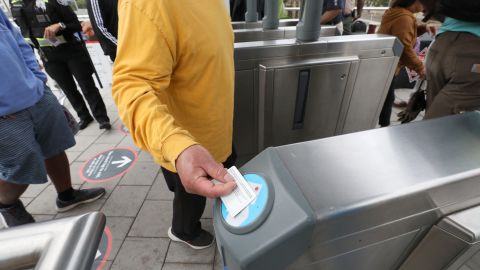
[81,21,95,37]
[176,145,236,198]
[44,23,62,39]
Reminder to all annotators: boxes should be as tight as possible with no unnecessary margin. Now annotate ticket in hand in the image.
[214,166,257,217]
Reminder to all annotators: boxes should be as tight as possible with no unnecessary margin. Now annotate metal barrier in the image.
[0,212,106,270]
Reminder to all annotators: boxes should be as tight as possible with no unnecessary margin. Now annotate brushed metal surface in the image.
[0,212,106,270]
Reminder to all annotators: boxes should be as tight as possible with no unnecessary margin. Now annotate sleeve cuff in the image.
[162,133,198,172]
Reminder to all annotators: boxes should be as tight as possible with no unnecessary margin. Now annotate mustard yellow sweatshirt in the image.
[112,0,234,172]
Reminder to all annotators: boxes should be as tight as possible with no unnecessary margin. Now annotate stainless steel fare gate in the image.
[233,34,403,164]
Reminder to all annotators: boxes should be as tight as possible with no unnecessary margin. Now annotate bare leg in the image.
[45,151,72,193]
[0,180,28,205]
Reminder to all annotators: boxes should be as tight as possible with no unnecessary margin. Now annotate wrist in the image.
[58,22,66,30]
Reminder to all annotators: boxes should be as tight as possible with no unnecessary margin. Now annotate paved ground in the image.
[0,82,422,269]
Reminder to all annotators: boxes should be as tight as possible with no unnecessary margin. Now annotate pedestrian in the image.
[342,0,364,35]
[112,0,237,250]
[377,0,434,127]
[422,0,480,119]
[320,0,346,35]
[0,9,105,228]
[10,0,111,130]
[82,0,118,61]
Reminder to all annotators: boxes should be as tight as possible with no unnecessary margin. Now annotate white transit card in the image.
[216,166,257,217]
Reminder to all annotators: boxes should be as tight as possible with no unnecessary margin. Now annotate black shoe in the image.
[56,188,106,212]
[0,200,35,228]
[78,118,94,130]
[168,227,214,250]
[99,122,111,130]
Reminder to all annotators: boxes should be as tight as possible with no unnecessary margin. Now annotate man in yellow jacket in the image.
[113,0,236,249]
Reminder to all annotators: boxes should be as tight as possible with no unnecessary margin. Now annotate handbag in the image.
[397,80,427,124]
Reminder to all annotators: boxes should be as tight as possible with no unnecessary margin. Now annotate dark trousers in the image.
[161,149,236,240]
[43,43,109,123]
[379,76,397,127]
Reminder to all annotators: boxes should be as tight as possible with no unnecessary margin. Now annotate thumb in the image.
[204,160,232,184]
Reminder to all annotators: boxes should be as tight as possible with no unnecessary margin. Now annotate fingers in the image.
[194,178,236,198]
[44,28,53,39]
[204,160,233,184]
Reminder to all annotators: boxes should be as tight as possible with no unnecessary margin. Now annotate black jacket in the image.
[86,0,117,61]
[15,0,82,44]
[230,0,265,22]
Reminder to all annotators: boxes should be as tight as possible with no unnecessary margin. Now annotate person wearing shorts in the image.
[0,9,105,228]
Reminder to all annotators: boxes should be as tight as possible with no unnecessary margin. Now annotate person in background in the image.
[113,0,236,250]
[0,9,105,228]
[377,0,434,127]
[422,0,480,119]
[342,0,364,35]
[82,0,118,61]
[320,0,345,35]
[230,0,288,21]
[10,0,111,130]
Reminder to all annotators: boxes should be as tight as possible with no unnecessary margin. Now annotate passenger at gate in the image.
[421,0,480,119]
[113,0,236,250]
[377,0,434,127]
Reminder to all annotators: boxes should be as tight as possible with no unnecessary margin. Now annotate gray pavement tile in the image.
[78,124,106,136]
[77,143,118,162]
[101,186,149,217]
[21,182,50,198]
[165,219,214,264]
[165,242,216,264]
[55,199,106,219]
[66,151,82,164]
[138,151,155,162]
[26,184,80,215]
[116,136,139,151]
[95,130,126,145]
[107,238,123,262]
[81,179,121,199]
[97,260,112,270]
[70,135,99,152]
[119,162,160,186]
[107,103,118,113]
[105,217,134,240]
[128,200,172,238]
[110,238,169,270]
[26,185,58,215]
[20,197,33,207]
[70,162,88,185]
[162,263,212,270]
[147,173,174,201]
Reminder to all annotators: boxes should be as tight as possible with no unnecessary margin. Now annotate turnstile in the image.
[232,19,299,30]
[233,34,403,164]
[234,25,338,43]
[214,112,480,270]
[0,212,105,270]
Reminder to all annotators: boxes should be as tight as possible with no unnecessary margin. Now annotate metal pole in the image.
[245,0,258,22]
[262,0,279,29]
[0,212,105,270]
[296,0,323,42]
